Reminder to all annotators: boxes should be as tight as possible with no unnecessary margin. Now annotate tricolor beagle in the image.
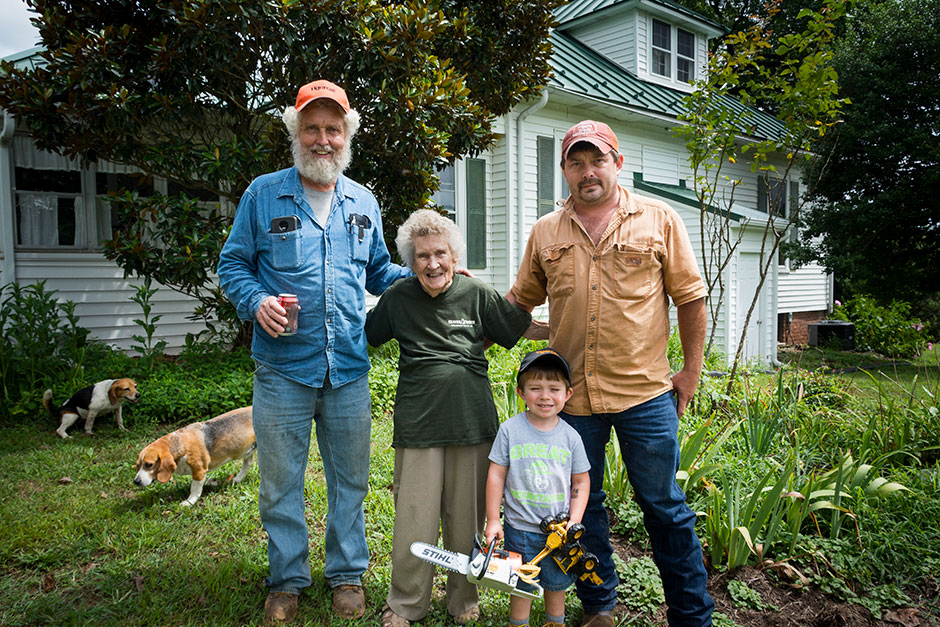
[43,378,140,439]
[133,406,256,506]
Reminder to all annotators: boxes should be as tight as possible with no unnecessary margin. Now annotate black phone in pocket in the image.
[270,215,301,233]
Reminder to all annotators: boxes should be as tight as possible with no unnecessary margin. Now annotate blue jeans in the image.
[252,365,372,594]
[561,392,714,626]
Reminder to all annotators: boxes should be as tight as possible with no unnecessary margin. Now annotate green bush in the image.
[832,295,930,358]
[0,281,96,420]
[368,341,400,420]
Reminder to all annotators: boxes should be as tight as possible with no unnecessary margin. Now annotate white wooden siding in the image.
[568,16,638,73]
[13,251,209,353]
[778,263,830,312]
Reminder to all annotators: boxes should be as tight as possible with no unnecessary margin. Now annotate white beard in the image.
[292,138,353,186]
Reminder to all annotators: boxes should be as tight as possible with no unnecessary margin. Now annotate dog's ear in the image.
[156,451,177,483]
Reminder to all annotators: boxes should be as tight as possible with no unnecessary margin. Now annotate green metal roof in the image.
[548,30,788,141]
[632,173,785,225]
[555,0,725,35]
[1,46,44,71]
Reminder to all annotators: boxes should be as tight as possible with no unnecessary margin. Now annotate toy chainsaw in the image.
[410,512,603,601]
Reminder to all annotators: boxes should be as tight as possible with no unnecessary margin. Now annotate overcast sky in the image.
[1,0,41,59]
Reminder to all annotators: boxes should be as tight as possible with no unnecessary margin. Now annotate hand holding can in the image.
[277,294,299,336]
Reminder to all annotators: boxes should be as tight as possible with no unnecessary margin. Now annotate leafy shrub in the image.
[669,327,726,372]
[128,350,254,428]
[368,341,400,420]
[785,367,850,408]
[0,281,95,420]
[832,295,930,358]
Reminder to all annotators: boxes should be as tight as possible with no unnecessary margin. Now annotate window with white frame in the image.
[651,18,696,85]
[430,159,487,269]
[14,166,82,247]
[12,134,221,249]
[431,164,457,223]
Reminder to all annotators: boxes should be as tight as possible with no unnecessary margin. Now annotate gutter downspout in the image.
[511,90,549,288]
[0,109,16,286]
[770,260,783,368]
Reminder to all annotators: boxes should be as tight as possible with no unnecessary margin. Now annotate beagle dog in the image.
[44,378,140,439]
[133,406,255,506]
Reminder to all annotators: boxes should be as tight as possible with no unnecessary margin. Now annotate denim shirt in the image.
[218,167,409,388]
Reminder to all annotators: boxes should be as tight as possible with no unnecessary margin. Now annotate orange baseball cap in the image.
[294,80,350,114]
[562,120,619,160]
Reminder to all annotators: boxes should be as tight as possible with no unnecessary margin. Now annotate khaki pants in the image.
[385,441,492,621]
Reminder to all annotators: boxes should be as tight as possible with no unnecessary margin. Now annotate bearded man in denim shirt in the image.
[218,80,409,624]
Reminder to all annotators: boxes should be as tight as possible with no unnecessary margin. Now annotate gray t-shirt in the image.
[488,412,590,533]
[304,188,333,226]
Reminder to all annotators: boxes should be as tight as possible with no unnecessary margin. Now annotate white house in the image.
[0,0,832,361]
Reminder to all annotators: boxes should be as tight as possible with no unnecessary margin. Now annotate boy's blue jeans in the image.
[561,391,714,627]
[252,365,372,594]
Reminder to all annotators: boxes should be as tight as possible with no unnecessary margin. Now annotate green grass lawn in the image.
[776,342,940,406]
[0,408,559,626]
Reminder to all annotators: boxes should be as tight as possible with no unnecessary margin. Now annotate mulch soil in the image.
[609,535,938,627]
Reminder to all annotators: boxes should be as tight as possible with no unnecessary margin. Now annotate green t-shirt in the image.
[365,274,532,448]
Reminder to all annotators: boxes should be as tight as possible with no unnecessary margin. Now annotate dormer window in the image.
[651,18,696,84]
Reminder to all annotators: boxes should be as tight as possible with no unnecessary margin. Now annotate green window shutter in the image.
[467,158,487,269]
[757,175,768,213]
[537,136,555,217]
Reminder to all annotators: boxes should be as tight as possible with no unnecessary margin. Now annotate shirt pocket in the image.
[539,243,575,298]
[611,244,654,300]
[269,229,304,270]
[348,227,370,264]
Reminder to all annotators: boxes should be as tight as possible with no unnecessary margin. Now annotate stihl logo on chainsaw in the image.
[420,546,457,566]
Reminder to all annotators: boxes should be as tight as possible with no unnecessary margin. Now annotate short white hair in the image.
[281,101,361,140]
[396,209,465,270]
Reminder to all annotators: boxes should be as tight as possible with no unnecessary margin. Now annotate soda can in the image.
[276,293,299,336]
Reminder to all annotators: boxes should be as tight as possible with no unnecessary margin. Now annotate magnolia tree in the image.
[674,0,850,383]
[0,0,564,344]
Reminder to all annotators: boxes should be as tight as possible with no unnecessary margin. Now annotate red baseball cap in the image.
[294,80,350,114]
[562,120,619,160]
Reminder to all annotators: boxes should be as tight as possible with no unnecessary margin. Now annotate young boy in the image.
[485,348,591,627]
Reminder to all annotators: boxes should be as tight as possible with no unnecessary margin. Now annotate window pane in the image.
[653,49,670,77]
[431,164,456,222]
[677,58,694,83]
[15,193,78,246]
[677,29,695,58]
[652,19,670,49]
[15,167,80,193]
[14,168,81,247]
[466,159,486,269]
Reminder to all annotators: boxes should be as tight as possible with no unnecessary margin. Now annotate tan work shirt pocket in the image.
[540,243,575,298]
[611,244,654,300]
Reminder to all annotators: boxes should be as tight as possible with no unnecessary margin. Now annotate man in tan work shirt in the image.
[508,120,714,627]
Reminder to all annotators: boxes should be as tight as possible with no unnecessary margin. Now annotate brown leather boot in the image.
[264,591,298,625]
[331,584,365,619]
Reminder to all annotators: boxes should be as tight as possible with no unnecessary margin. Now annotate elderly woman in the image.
[366,209,534,627]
